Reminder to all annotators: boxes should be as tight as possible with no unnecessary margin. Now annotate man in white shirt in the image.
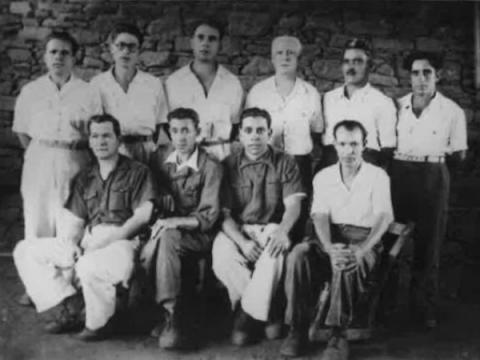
[281,120,393,359]
[321,39,397,169]
[90,23,168,164]
[165,18,244,161]
[391,51,467,329]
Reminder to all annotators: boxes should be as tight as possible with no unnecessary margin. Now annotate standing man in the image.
[392,51,467,329]
[165,18,244,160]
[141,108,223,349]
[212,108,305,346]
[90,23,168,164]
[13,114,156,340]
[281,120,393,358]
[321,39,397,169]
[13,31,97,241]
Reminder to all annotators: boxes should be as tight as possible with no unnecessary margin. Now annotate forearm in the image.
[278,197,302,233]
[360,212,391,253]
[222,216,249,248]
[16,133,31,149]
[311,212,333,251]
[166,216,199,230]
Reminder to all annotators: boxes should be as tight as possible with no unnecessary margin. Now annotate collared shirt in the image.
[13,74,98,141]
[157,147,223,232]
[246,76,323,155]
[65,155,156,228]
[311,162,393,228]
[165,147,199,172]
[396,92,468,157]
[223,146,306,225]
[166,64,244,141]
[89,69,168,136]
[323,83,397,150]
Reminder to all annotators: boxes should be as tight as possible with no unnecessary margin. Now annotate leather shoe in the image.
[158,310,183,349]
[265,320,283,340]
[321,335,349,360]
[231,309,257,346]
[75,327,109,341]
[280,327,308,357]
[43,295,84,334]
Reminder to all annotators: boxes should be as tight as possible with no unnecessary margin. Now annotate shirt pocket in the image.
[83,187,99,220]
[265,173,282,206]
[109,183,131,218]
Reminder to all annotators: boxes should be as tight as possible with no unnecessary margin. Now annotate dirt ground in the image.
[1,257,480,360]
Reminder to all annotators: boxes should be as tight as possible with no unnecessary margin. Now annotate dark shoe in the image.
[158,310,183,349]
[265,320,283,340]
[321,335,349,360]
[43,295,84,334]
[231,309,257,346]
[75,327,109,341]
[18,292,33,307]
[280,327,308,357]
[424,309,437,329]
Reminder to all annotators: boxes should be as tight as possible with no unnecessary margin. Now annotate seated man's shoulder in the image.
[364,162,390,181]
[122,156,151,176]
[313,164,338,184]
[199,148,223,172]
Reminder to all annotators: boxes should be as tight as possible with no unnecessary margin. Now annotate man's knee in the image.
[158,228,182,254]
[212,232,238,275]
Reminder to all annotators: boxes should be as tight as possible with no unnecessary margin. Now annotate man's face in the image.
[334,126,365,168]
[89,122,121,160]
[110,32,140,70]
[271,40,298,76]
[410,59,438,97]
[44,39,75,78]
[239,116,272,159]
[342,48,369,86]
[190,24,220,63]
[169,118,199,157]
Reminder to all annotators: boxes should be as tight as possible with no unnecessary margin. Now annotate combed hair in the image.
[45,31,79,55]
[190,17,225,39]
[403,51,443,71]
[239,107,272,129]
[344,37,371,58]
[271,36,302,56]
[88,114,122,138]
[167,108,200,128]
[109,23,143,45]
[333,120,368,143]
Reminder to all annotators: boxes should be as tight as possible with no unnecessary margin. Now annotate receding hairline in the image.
[271,36,302,55]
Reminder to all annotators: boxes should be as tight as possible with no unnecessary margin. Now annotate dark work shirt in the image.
[65,155,156,228]
[155,148,223,232]
[223,145,305,225]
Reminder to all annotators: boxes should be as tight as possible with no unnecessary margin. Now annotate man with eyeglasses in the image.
[165,18,244,161]
[391,51,467,329]
[90,23,168,164]
[320,39,397,170]
[212,108,305,346]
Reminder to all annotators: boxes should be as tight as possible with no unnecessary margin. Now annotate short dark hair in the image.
[344,38,371,58]
[239,107,272,129]
[45,31,79,55]
[190,17,225,39]
[167,108,200,128]
[403,51,443,71]
[88,114,122,138]
[109,23,143,45]
[333,120,368,143]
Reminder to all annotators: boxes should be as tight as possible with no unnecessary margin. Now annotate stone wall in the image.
[0,0,479,298]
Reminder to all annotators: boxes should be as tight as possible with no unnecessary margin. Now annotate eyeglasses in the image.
[113,42,139,52]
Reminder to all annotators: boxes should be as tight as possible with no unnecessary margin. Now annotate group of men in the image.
[11,17,467,360]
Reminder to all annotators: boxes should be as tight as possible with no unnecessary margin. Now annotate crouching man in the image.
[141,108,223,349]
[281,120,393,359]
[212,107,305,346]
[13,114,156,340]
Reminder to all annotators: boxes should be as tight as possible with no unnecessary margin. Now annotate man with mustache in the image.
[13,114,156,341]
[391,51,467,329]
[281,120,393,359]
[165,18,244,161]
[90,23,168,164]
[141,108,223,349]
[321,39,397,169]
[13,31,98,305]
[212,107,305,346]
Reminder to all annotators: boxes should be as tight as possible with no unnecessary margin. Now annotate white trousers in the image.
[212,224,284,321]
[13,225,137,330]
[20,142,90,239]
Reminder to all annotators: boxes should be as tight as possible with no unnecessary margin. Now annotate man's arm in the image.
[222,214,263,263]
[353,211,391,261]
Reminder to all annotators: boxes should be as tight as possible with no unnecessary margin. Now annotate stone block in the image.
[0,81,13,96]
[92,15,128,35]
[345,19,392,37]
[7,48,31,63]
[74,67,101,82]
[83,56,103,68]
[174,36,191,52]
[18,26,51,41]
[71,29,101,45]
[375,63,395,77]
[372,38,414,52]
[415,37,443,52]
[229,12,272,37]
[305,15,340,32]
[278,13,304,31]
[369,73,399,87]
[0,14,21,27]
[312,59,343,81]
[442,61,462,82]
[139,51,170,68]
[220,36,241,56]
[241,56,273,76]
[245,43,270,57]
[329,34,352,49]
[147,15,182,41]
[21,17,38,27]
[9,1,31,16]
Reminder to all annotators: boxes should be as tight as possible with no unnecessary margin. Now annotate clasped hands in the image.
[327,243,366,272]
[240,227,291,263]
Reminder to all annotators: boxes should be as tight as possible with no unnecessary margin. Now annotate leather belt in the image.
[37,139,88,150]
[394,153,445,163]
[122,135,153,144]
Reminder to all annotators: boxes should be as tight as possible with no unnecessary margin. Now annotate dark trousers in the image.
[391,160,450,313]
[291,155,313,243]
[285,225,378,329]
[315,145,383,174]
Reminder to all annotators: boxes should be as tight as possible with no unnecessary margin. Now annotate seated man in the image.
[281,120,393,359]
[141,108,223,349]
[13,114,156,341]
[213,107,305,346]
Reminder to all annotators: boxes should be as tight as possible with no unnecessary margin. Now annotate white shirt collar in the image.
[339,82,372,101]
[165,147,199,172]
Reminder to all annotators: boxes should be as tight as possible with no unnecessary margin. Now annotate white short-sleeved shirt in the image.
[13,74,98,141]
[246,76,323,155]
[323,83,397,150]
[311,162,394,228]
[89,69,168,136]
[166,64,244,141]
[396,92,468,157]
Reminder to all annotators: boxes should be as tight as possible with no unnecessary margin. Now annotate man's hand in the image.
[266,227,291,258]
[240,239,263,263]
[151,218,179,238]
[327,243,353,271]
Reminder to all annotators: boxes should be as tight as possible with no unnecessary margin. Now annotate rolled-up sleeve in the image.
[449,106,468,152]
[372,171,394,224]
[309,88,324,134]
[131,167,157,210]
[13,86,30,135]
[310,174,330,216]
[376,96,397,148]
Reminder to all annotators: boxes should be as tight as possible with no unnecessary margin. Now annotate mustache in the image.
[346,68,357,76]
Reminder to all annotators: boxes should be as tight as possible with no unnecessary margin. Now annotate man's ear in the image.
[268,128,273,138]
[435,69,442,84]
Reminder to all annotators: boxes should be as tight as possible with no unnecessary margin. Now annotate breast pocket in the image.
[179,174,202,209]
[109,183,130,216]
[83,188,99,220]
